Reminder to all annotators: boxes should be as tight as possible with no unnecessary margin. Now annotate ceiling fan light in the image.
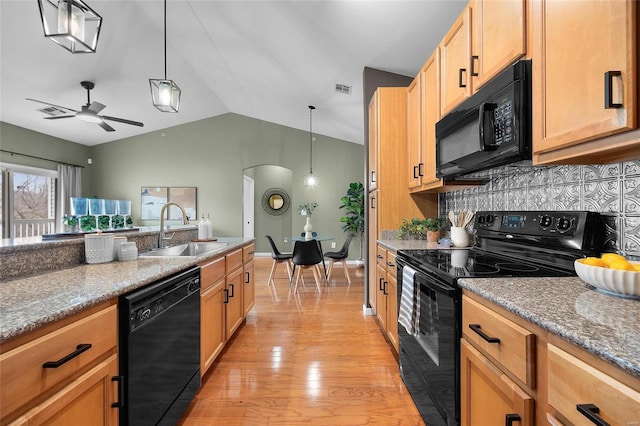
[37,0,102,53]
[149,79,181,113]
[76,110,102,123]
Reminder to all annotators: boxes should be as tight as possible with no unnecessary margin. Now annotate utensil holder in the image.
[450,227,469,247]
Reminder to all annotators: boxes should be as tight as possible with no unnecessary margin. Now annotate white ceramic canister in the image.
[85,233,115,264]
[118,241,138,261]
[113,236,128,259]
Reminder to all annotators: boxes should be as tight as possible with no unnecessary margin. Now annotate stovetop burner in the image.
[398,210,605,285]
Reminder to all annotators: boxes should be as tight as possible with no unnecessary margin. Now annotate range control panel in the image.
[475,211,584,237]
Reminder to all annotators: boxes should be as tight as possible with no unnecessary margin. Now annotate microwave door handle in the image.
[478,102,498,151]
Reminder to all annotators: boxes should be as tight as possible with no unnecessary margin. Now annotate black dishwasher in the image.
[119,266,201,426]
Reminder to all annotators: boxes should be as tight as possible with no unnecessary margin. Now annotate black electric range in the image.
[396,210,605,426]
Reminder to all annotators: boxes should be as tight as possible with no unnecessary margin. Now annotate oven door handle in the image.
[419,279,457,298]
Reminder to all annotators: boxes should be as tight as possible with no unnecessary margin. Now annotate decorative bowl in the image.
[574,259,640,299]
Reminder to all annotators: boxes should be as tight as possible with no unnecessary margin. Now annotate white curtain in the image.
[56,164,82,232]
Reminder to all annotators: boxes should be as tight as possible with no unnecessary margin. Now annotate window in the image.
[1,164,58,238]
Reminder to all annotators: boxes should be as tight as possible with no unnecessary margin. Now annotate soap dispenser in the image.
[205,213,213,239]
[198,214,207,240]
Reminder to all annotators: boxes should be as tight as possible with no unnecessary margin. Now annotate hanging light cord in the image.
[309,105,315,174]
[163,0,167,80]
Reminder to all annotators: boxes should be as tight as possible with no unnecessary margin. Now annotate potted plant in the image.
[338,182,365,265]
[398,217,441,241]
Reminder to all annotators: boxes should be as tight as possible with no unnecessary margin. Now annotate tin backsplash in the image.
[439,160,640,257]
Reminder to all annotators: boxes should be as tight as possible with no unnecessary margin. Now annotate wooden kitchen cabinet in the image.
[368,190,378,311]
[243,243,255,316]
[407,76,422,191]
[199,256,226,377]
[470,0,526,91]
[532,0,639,165]
[547,344,640,426]
[0,301,119,425]
[461,338,534,426]
[225,250,245,339]
[374,244,398,353]
[440,5,472,115]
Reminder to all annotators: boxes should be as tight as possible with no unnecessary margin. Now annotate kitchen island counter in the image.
[459,276,640,380]
[0,237,253,343]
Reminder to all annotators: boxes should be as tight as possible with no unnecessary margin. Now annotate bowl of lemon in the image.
[574,253,640,299]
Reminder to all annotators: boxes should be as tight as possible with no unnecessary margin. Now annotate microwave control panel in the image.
[493,98,513,146]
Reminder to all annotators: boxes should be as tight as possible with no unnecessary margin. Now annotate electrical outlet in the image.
[331,242,336,248]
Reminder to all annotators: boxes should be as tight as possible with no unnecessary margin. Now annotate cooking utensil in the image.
[462,211,474,228]
[458,211,464,228]
[448,211,456,226]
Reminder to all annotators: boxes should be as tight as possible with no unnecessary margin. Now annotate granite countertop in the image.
[377,239,463,251]
[0,237,253,343]
[458,276,640,379]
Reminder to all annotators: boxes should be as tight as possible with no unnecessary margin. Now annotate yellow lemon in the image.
[607,259,635,271]
[633,263,640,272]
[580,257,607,268]
[600,253,627,266]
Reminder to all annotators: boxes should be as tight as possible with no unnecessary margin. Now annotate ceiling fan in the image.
[26,81,144,132]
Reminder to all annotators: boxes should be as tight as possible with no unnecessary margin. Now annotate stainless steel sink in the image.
[140,241,229,257]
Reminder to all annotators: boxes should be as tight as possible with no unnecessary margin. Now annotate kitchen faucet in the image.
[158,202,190,248]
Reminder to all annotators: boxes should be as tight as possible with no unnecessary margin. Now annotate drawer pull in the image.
[505,413,521,426]
[245,271,250,283]
[111,376,124,408]
[386,261,395,268]
[379,277,385,291]
[228,283,235,298]
[604,71,622,109]
[42,343,92,368]
[469,324,501,343]
[577,403,610,426]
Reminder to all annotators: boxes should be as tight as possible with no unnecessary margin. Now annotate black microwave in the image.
[435,59,532,179]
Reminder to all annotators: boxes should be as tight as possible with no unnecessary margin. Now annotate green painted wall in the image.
[89,113,365,256]
[0,122,92,195]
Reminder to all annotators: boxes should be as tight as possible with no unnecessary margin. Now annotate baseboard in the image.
[362,306,375,316]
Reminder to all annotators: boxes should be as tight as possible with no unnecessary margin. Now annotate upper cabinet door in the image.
[471,0,526,90]
[407,76,422,190]
[440,6,472,116]
[532,0,637,154]
[368,92,379,191]
[420,52,443,190]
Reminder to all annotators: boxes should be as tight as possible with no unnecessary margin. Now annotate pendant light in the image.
[149,0,181,113]
[303,105,318,188]
[37,0,102,53]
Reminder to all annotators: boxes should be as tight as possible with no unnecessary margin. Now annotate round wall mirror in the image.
[262,188,290,216]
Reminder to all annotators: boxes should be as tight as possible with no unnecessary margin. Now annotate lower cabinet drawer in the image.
[547,344,640,425]
[462,296,535,388]
[0,305,117,419]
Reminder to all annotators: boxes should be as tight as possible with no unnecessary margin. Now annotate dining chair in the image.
[324,233,355,285]
[290,239,327,293]
[265,235,293,286]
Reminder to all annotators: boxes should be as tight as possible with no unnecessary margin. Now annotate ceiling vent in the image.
[39,106,71,117]
[335,83,352,95]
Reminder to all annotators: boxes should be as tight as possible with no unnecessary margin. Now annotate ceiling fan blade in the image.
[103,115,144,127]
[43,115,75,120]
[88,101,106,114]
[98,120,116,132]
[25,98,77,113]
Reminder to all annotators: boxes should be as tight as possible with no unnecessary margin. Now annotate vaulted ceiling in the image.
[0,1,465,146]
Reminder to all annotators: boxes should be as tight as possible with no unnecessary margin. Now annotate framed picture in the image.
[141,186,197,221]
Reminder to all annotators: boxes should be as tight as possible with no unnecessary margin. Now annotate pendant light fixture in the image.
[37,0,102,53]
[149,0,181,113]
[303,105,318,188]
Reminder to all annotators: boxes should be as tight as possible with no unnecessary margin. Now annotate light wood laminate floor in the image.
[179,256,423,425]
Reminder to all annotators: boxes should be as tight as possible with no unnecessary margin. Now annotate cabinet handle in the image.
[377,254,384,259]
[379,277,385,291]
[418,163,424,177]
[505,413,521,426]
[224,288,229,303]
[386,261,395,268]
[228,283,235,298]
[42,343,92,368]
[458,68,467,88]
[577,404,610,426]
[245,271,250,283]
[604,71,622,108]
[371,170,376,183]
[370,197,376,209]
[111,376,124,408]
[468,324,501,343]
[413,165,419,179]
[383,280,388,295]
[470,55,479,77]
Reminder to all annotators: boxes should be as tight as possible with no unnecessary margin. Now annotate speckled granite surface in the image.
[458,277,640,379]
[0,237,253,343]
